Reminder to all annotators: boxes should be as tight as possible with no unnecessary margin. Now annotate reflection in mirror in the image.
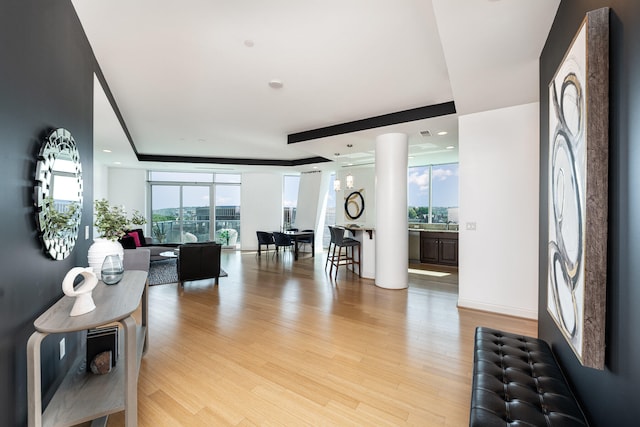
[35,128,83,260]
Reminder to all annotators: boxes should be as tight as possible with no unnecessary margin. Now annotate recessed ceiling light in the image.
[102,149,112,153]
[114,161,121,165]
[437,131,448,136]
[446,145,455,150]
[268,79,283,89]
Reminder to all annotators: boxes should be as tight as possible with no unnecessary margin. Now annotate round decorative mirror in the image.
[34,128,83,260]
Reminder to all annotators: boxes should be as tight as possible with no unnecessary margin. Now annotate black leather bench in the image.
[470,327,589,426]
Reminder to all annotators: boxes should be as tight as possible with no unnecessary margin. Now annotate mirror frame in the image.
[34,128,84,260]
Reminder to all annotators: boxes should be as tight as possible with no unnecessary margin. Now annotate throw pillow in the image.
[128,229,148,247]
[120,236,137,249]
[127,232,142,247]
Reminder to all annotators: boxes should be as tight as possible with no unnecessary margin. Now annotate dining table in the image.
[284,230,315,260]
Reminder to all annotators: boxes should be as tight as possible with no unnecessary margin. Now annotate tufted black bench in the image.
[470,327,589,426]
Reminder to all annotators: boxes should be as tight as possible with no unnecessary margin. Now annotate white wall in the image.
[107,168,147,233]
[92,166,146,238]
[335,167,376,226]
[295,171,323,230]
[240,172,283,250]
[294,171,331,252]
[93,163,109,203]
[458,102,539,319]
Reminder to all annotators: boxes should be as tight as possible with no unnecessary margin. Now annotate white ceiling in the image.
[73,0,560,174]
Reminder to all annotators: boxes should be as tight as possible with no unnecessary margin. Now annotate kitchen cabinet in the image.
[420,231,458,266]
[408,230,421,262]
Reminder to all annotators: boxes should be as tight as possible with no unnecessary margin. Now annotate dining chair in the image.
[298,229,314,253]
[272,232,294,256]
[256,231,275,256]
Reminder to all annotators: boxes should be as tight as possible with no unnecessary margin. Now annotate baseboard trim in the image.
[457,298,538,320]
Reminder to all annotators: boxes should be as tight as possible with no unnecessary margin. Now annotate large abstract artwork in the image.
[547,7,609,370]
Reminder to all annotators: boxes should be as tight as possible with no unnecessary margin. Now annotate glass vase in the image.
[101,254,124,285]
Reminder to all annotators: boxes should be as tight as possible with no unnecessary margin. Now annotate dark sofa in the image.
[120,229,177,261]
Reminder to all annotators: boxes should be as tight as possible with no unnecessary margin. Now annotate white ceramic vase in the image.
[88,238,124,275]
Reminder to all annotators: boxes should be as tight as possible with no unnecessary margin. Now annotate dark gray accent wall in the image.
[539,1,640,425]
[0,1,95,425]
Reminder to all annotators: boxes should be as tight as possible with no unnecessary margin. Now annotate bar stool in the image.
[327,226,361,279]
[325,225,337,269]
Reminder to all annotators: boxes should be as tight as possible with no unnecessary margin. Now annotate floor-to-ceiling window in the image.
[283,174,299,230]
[213,174,241,246]
[323,173,336,247]
[408,162,459,224]
[149,171,241,246]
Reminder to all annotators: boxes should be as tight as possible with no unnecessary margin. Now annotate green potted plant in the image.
[216,228,237,246]
[218,229,230,245]
[152,223,166,244]
[93,199,146,240]
[45,197,80,236]
[88,199,147,274]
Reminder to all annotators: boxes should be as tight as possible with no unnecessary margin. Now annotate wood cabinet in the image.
[27,270,148,427]
[408,230,421,262]
[420,231,458,266]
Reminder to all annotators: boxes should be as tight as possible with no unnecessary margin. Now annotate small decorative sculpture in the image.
[62,267,99,316]
[90,351,112,375]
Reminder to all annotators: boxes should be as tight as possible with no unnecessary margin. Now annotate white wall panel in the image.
[458,102,539,319]
[240,173,282,250]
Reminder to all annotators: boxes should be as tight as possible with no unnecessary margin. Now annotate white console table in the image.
[27,270,148,427]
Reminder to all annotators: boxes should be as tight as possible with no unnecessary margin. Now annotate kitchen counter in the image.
[408,227,459,233]
[339,225,375,279]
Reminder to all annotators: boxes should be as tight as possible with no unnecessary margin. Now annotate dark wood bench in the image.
[470,327,589,426]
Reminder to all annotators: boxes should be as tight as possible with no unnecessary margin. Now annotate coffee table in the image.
[159,249,178,258]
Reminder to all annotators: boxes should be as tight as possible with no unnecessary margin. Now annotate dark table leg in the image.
[294,237,300,260]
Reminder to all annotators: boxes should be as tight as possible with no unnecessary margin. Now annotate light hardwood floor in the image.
[104,249,536,426]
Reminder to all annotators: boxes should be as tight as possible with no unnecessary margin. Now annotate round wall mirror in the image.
[35,128,83,260]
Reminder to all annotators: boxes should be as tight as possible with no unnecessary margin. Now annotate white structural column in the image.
[375,133,408,289]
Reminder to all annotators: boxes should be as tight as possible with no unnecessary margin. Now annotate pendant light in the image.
[334,152,341,191]
[346,173,353,189]
[345,144,354,189]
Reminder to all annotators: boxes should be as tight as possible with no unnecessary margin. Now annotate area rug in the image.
[148,259,227,286]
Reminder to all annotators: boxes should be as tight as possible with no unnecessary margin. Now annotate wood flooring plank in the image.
[102,250,535,426]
